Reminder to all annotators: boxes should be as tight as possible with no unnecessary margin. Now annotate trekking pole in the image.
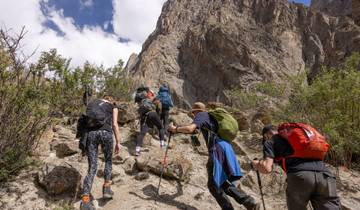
[256,170,266,210]
[157,132,172,195]
[250,158,266,210]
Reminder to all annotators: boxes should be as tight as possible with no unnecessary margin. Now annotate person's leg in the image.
[136,118,149,155]
[222,181,259,210]
[162,109,170,136]
[101,131,114,182]
[82,131,100,197]
[100,130,114,198]
[286,171,315,210]
[310,171,341,210]
[206,158,234,210]
[148,112,165,147]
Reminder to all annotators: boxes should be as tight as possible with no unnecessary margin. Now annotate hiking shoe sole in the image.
[103,193,113,199]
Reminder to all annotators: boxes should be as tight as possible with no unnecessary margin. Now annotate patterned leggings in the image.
[82,130,113,195]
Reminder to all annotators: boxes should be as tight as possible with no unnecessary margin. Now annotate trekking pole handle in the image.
[249,157,260,170]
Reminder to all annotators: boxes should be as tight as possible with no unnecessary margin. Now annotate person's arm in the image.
[112,107,121,154]
[252,138,276,174]
[168,123,197,134]
[252,158,274,174]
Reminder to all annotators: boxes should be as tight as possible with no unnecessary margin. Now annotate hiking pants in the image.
[286,171,341,210]
[82,130,113,195]
[136,111,165,147]
[160,108,170,136]
[206,158,256,210]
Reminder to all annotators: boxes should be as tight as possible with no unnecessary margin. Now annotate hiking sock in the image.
[135,146,141,155]
[160,140,166,148]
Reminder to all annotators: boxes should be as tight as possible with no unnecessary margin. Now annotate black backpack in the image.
[135,87,150,103]
[76,114,88,154]
[85,99,108,128]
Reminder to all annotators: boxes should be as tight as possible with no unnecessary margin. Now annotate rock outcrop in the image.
[37,159,81,196]
[353,0,360,25]
[311,0,352,17]
[127,0,360,107]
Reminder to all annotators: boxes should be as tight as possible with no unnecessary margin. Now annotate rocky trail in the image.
[0,106,359,210]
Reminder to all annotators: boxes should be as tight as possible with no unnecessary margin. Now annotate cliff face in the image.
[311,0,352,17]
[354,0,360,25]
[127,0,360,107]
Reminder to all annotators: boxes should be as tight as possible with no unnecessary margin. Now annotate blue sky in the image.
[290,0,311,5]
[0,0,311,67]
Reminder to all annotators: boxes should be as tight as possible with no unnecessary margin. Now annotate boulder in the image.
[136,147,192,181]
[169,112,192,126]
[52,125,75,140]
[116,102,138,125]
[122,156,137,175]
[135,172,150,181]
[37,160,81,196]
[50,141,78,158]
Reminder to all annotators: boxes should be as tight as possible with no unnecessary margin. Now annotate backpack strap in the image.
[275,157,287,173]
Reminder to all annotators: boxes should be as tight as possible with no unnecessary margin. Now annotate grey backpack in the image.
[138,98,155,116]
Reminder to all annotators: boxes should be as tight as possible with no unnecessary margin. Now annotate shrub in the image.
[276,53,360,168]
[0,28,51,181]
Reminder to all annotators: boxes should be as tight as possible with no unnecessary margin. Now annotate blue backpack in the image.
[157,86,173,109]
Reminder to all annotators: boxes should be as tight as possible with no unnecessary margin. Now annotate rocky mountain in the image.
[354,0,360,24]
[311,0,352,17]
[1,106,359,210]
[126,0,360,108]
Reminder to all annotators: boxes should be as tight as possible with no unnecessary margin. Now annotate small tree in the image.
[276,53,360,168]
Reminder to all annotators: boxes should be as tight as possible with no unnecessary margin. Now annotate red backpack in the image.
[276,123,330,171]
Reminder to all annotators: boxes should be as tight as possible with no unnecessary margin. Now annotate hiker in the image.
[252,124,341,210]
[168,102,260,210]
[135,87,166,156]
[156,83,174,135]
[80,94,121,210]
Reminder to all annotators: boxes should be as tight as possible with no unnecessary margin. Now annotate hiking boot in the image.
[80,201,96,210]
[80,195,95,210]
[103,185,114,199]
[244,200,261,210]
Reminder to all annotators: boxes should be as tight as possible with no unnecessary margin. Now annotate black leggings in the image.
[137,111,165,147]
[160,109,170,136]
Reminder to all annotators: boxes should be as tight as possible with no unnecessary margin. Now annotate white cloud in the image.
[80,0,94,8]
[0,0,166,68]
[112,0,166,43]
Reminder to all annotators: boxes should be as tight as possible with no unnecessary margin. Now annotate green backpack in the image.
[208,108,239,142]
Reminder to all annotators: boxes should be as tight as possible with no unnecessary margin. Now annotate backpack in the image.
[138,98,156,116]
[135,87,150,103]
[277,123,330,160]
[85,100,108,128]
[76,114,88,153]
[208,108,239,142]
[157,86,173,109]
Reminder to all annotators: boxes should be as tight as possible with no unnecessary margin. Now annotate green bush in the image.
[255,82,286,98]
[228,88,265,110]
[276,53,360,168]
[0,29,51,181]
[0,28,134,182]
